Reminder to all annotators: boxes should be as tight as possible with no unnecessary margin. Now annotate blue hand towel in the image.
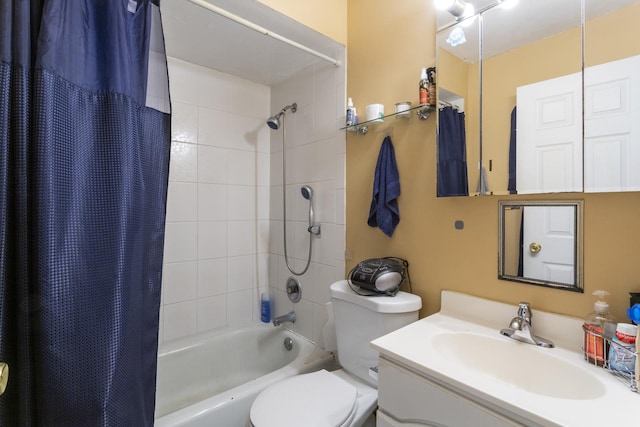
[368,136,400,237]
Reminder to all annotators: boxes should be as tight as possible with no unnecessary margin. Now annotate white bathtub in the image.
[155,323,335,426]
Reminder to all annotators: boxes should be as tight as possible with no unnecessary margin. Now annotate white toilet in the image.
[249,280,422,427]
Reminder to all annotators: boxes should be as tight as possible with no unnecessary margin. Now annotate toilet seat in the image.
[250,370,358,427]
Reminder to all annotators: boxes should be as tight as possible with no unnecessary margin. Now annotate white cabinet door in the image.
[584,55,640,192]
[516,73,583,194]
[377,358,524,427]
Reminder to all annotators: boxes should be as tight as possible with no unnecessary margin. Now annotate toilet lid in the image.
[250,369,358,427]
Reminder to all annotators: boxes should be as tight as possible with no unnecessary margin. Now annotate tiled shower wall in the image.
[160,51,346,345]
[268,53,347,346]
[160,57,271,343]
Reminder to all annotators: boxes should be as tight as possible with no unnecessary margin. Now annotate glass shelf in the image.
[340,104,432,135]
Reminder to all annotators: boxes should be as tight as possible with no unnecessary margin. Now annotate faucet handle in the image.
[517,302,532,321]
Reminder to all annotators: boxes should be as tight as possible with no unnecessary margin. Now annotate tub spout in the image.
[272,311,296,326]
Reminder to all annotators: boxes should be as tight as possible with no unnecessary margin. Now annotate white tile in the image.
[169,142,197,183]
[256,152,269,186]
[162,261,197,304]
[227,114,262,152]
[171,101,198,143]
[314,62,336,102]
[311,180,336,224]
[198,107,228,147]
[197,68,230,110]
[312,223,341,266]
[289,104,314,148]
[256,253,269,288]
[227,185,255,221]
[336,152,346,189]
[197,295,227,332]
[312,302,329,347]
[227,290,253,326]
[257,187,270,221]
[256,123,271,154]
[163,222,197,263]
[269,187,283,221]
[167,58,199,104]
[197,258,227,297]
[227,150,256,185]
[256,220,270,254]
[336,189,345,225]
[270,153,283,187]
[197,221,227,259]
[198,184,227,221]
[198,145,227,184]
[163,301,197,341]
[269,256,279,291]
[166,182,197,222]
[308,262,338,305]
[227,255,255,292]
[313,94,337,142]
[227,220,255,256]
[312,139,337,182]
[291,298,312,340]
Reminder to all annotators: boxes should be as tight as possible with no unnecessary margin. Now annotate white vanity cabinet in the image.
[376,357,524,427]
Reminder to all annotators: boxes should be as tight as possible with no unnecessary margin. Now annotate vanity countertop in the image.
[371,291,640,427]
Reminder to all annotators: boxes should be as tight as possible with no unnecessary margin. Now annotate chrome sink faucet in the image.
[500,302,554,348]
[272,311,296,326]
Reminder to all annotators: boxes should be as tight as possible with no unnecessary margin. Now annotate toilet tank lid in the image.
[330,280,422,313]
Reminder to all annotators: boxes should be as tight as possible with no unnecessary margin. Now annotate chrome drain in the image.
[283,337,293,351]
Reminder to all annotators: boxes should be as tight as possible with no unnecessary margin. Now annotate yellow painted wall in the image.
[258,0,347,45]
[346,0,640,322]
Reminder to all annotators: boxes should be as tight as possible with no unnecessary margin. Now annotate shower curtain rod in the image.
[186,0,341,67]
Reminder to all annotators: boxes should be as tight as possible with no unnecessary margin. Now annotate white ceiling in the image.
[160,0,343,86]
[437,0,638,63]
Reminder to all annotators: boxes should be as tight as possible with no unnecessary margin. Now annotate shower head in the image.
[267,112,282,130]
[267,102,297,130]
[301,185,313,200]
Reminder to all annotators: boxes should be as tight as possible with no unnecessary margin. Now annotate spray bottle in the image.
[346,97,355,127]
[583,290,617,366]
[261,292,271,323]
[426,67,437,107]
[419,68,429,106]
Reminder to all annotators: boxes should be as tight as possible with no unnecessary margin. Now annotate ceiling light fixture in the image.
[434,0,471,19]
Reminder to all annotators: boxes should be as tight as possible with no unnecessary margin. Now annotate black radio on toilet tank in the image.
[348,258,406,294]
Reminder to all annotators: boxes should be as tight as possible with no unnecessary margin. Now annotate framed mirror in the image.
[436,18,480,197]
[435,0,640,196]
[498,200,583,292]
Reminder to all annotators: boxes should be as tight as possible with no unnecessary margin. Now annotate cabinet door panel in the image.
[378,358,523,427]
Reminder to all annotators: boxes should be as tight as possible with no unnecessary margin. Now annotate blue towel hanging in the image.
[368,136,400,237]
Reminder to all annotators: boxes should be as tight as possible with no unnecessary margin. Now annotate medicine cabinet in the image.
[436,0,640,196]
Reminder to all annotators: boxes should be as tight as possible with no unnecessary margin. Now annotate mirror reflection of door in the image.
[522,206,576,285]
[516,74,583,194]
[584,54,640,192]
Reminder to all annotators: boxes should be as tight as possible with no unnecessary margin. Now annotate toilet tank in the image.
[330,280,421,387]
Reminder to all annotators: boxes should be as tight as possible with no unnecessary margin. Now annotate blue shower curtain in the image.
[437,106,468,197]
[0,1,171,425]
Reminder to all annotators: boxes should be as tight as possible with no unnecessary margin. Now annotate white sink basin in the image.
[433,332,606,399]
